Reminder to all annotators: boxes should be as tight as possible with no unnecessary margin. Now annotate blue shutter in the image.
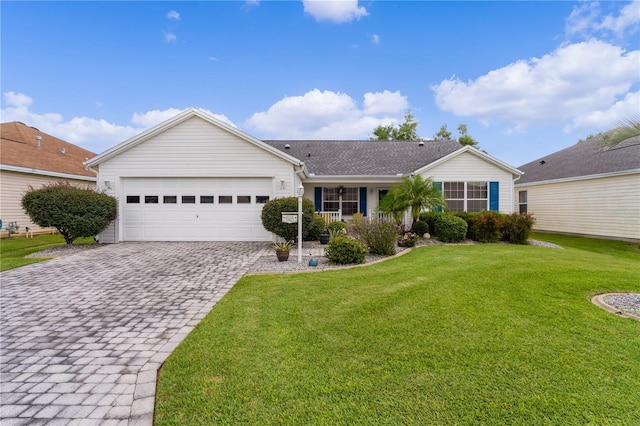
[433,182,443,212]
[314,187,322,212]
[359,187,367,216]
[489,181,499,212]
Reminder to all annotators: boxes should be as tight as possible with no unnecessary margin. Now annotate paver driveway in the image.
[1,242,269,425]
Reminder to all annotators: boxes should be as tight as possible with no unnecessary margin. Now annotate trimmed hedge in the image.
[325,236,367,264]
[470,211,502,243]
[261,197,316,241]
[434,215,468,243]
[502,213,536,245]
[412,220,429,236]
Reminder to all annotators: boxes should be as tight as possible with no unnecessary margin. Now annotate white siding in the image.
[0,170,96,237]
[515,173,640,241]
[96,116,297,242]
[423,152,516,213]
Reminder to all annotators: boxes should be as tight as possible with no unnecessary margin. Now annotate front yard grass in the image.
[156,234,640,425]
[0,234,95,271]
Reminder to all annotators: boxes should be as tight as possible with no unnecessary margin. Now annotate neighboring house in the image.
[515,135,640,242]
[0,122,97,237]
[85,108,522,243]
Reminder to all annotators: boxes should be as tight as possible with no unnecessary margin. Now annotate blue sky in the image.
[1,1,638,166]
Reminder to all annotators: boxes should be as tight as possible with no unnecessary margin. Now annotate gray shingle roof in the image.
[263,140,463,176]
[516,135,640,185]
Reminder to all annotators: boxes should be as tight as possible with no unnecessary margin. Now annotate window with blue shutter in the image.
[489,181,499,212]
[359,187,367,216]
[314,187,322,212]
[433,181,443,212]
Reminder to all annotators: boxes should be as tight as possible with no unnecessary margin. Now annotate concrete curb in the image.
[591,293,640,322]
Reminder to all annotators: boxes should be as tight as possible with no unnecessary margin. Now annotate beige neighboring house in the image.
[85,108,522,243]
[515,135,640,242]
[0,122,97,237]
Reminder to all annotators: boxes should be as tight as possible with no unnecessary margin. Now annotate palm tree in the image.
[602,115,640,149]
[379,175,446,227]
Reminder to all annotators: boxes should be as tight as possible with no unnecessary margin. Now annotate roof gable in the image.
[0,122,96,178]
[85,108,304,168]
[517,135,640,184]
[415,145,522,177]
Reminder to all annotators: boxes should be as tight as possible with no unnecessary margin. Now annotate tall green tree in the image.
[371,112,421,141]
[434,124,452,141]
[457,124,479,147]
[379,175,446,227]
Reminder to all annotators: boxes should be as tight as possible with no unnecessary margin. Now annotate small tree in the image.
[261,197,316,241]
[379,175,446,227]
[371,112,421,141]
[434,124,452,141]
[21,182,117,244]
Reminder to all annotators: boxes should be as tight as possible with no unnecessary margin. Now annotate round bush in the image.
[261,197,316,241]
[412,220,429,236]
[325,236,367,264]
[326,220,348,233]
[306,214,326,241]
[434,215,468,243]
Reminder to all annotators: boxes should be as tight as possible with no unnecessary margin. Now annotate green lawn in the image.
[0,234,95,271]
[156,234,640,425]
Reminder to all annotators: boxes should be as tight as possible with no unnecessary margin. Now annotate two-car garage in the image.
[122,177,273,241]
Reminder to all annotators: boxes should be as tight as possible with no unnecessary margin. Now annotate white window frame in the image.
[323,187,359,215]
[443,181,488,212]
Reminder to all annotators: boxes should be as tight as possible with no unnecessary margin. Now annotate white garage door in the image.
[122,177,273,241]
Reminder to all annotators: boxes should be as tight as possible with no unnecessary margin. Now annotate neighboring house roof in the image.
[516,135,640,185]
[0,121,96,180]
[264,140,522,178]
[85,108,306,170]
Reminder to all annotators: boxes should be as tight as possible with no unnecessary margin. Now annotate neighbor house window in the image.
[145,195,159,204]
[519,191,528,213]
[443,181,487,212]
[182,196,196,204]
[126,196,140,204]
[323,187,358,215]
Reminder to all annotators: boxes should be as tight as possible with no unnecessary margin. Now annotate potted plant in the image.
[319,228,330,245]
[272,240,294,262]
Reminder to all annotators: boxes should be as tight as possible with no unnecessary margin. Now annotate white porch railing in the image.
[316,211,342,223]
[367,209,412,227]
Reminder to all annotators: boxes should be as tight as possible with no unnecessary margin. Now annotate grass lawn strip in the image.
[0,234,95,271]
[156,234,640,425]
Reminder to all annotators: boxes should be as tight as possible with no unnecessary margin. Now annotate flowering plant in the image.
[398,231,419,247]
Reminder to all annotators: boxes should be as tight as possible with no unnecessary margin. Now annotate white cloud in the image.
[164,32,177,43]
[1,93,234,154]
[363,90,408,115]
[4,91,33,108]
[167,10,181,21]
[244,89,407,139]
[431,40,639,132]
[565,90,640,132]
[371,34,380,44]
[302,0,368,24]
[566,1,640,39]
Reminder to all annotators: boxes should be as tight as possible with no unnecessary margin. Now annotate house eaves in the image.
[515,168,640,188]
[84,108,306,170]
[303,174,406,184]
[414,145,523,178]
[1,164,97,182]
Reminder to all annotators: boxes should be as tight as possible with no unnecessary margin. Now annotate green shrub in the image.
[261,197,316,241]
[452,211,479,239]
[419,212,442,237]
[325,236,367,264]
[502,213,536,245]
[307,214,326,241]
[398,232,419,247]
[326,220,348,233]
[350,216,397,256]
[470,211,503,243]
[434,215,468,243]
[412,220,429,236]
[21,182,117,244]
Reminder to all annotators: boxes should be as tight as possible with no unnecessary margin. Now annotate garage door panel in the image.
[123,177,273,241]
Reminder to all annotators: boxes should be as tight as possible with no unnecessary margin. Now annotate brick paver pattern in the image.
[1,242,269,425]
